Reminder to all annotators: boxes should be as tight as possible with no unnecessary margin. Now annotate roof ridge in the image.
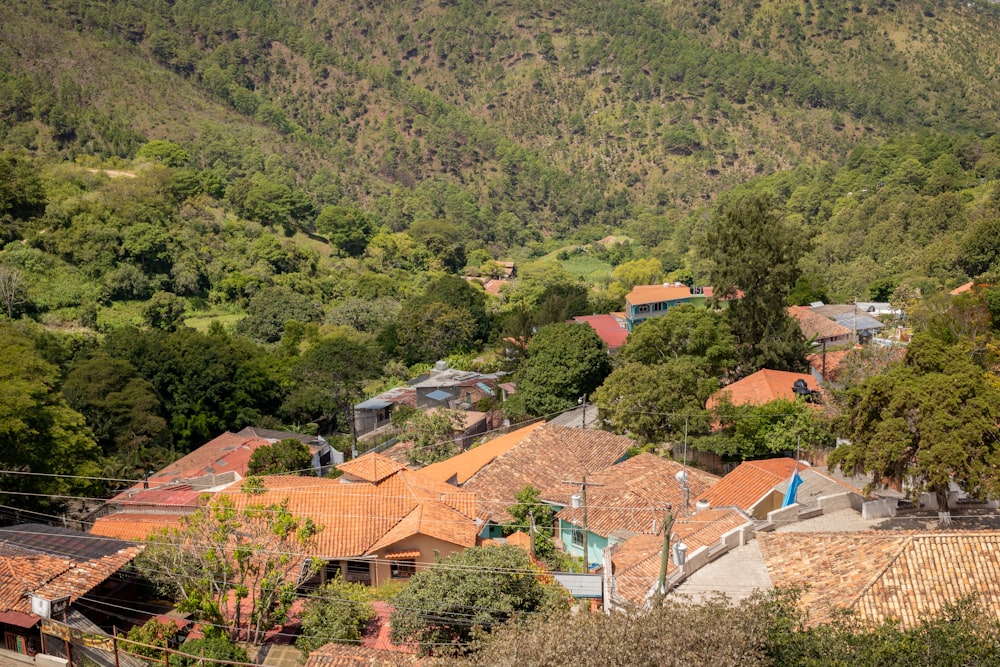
[846,534,914,611]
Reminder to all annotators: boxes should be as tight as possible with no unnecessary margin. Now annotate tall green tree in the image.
[315,205,375,257]
[62,354,170,461]
[247,438,313,475]
[516,323,612,417]
[697,194,809,376]
[0,322,102,511]
[622,304,736,379]
[389,545,566,654]
[404,409,465,466]
[593,360,715,444]
[830,334,1000,523]
[282,333,383,435]
[696,397,833,459]
[137,494,322,644]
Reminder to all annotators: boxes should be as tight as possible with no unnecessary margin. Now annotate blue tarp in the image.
[782,469,803,508]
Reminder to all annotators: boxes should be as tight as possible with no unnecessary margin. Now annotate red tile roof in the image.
[550,454,719,538]
[706,369,822,410]
[758,531,1000,628]
[338,455,409,484]
[950,281,974,295]
[696,458,800,511]
[806,348,855,383]
[90,513,187,541]
[626,284,692,306]
[572,315,628,350]
[113,431,271,500]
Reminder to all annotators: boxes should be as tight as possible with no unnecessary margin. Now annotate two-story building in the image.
[624,284,693,332]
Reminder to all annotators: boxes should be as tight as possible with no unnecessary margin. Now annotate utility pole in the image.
[565,474,604,572]
[528,509,536,555]
[656,505,675,603]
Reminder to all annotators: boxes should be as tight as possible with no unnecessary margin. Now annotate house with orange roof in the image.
[695,457,863,520]
[424,423,635,539]
[624,283,693,332]
[602,508,749,610]
[787,305,853,346]
[547,453,719,568]
[0,532,142,661]
[214,453,481,588]
[706,369,823,411]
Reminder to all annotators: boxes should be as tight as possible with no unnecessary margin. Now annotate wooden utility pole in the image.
[563,474,604,571]
[656,505,675,603]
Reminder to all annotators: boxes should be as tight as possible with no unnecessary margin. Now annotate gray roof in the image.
[831,312,884,332]
[355,398,393,410]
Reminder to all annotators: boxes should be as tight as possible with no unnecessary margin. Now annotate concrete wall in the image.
[0,649,67,667]
[818,492,858,513]
[766,503,800,526]
[862,498,897,520]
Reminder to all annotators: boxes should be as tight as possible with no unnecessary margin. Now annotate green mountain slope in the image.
[3,0,1000,244]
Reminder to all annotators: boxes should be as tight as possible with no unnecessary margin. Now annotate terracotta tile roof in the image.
[572,314,628,350]
[806,348,855,383]
[90,513,186,541]
[787,306,854,342]
[758,531,1000,627]
[611,509,747,606]
[458,424,636,525]
[420,423,544,485]
[0,545,142,620]
[706,369,822,410]
[113,431,270,500]
[216,469,478,559]
[625,284,692,306]
[550,454,720,538]
[338,454,409,483]
[363,601,418,654]
[696,458,800,511]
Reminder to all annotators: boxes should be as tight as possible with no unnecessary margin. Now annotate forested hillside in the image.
[3,0,1000,510]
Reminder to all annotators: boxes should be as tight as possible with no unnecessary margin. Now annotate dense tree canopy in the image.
[516,323,612,417]
[831,333,1000,520]
[389,545,567,653]
[593,360,715,444]
[0,322,102,511]
[698,194,809,376]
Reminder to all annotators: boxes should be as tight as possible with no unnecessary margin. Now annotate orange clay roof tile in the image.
[551,454,720,538]
[706,369,821,410]
[458,424,636,525]
[611,509,747,606]
[420,423,544,485]
[696,458,800,511]
[337,453,409,483]
[215,467,479,558]
[625,284,692,305]
[758,531,1000,628]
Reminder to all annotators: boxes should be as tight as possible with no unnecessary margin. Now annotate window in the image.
[637,305,649,314]
[391,560,416,578]
[571,527,584,547]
